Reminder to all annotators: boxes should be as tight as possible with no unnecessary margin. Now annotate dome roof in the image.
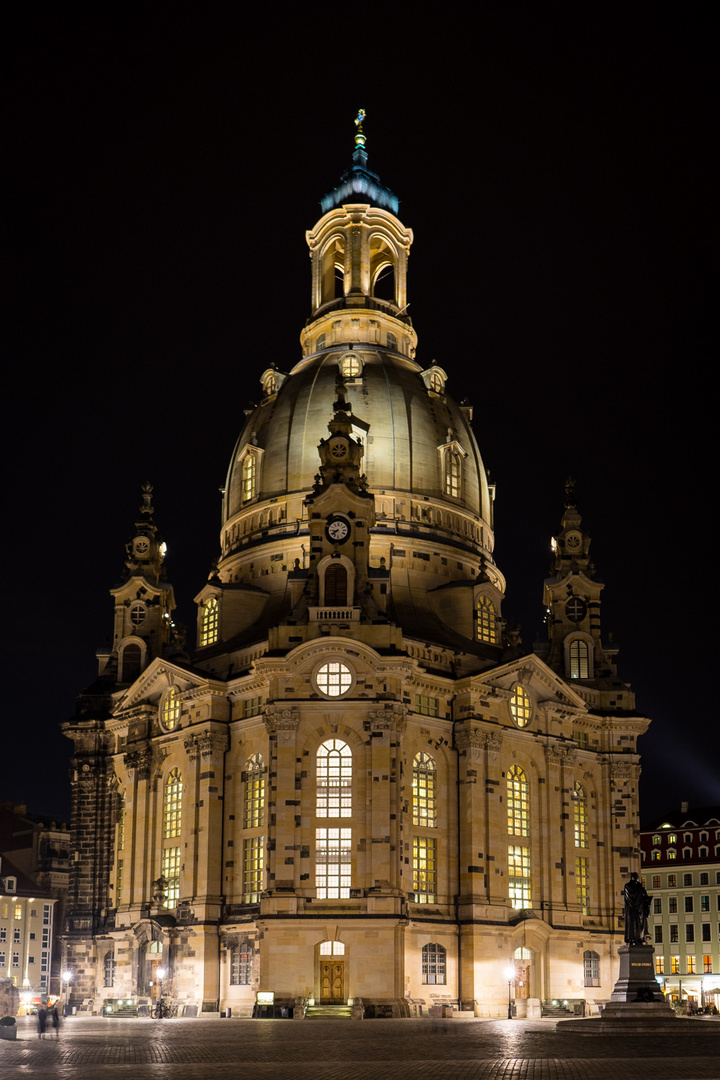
[224,347,492,528]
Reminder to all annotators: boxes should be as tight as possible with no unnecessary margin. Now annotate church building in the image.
[61,116,649,1018]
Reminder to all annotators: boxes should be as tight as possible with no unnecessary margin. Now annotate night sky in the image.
[6,5,717,825]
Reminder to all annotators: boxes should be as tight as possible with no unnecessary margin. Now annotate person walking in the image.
[51,1005,60,1038]
[37,1006,47,1039]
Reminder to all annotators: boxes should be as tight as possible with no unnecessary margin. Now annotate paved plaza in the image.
[1,1014,719,1080]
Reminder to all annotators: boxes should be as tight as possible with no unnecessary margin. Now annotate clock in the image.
[326,517,350,543]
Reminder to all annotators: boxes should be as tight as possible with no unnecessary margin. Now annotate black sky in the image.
[5,4,717,824]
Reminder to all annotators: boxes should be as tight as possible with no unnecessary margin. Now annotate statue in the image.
[623,872,651,945]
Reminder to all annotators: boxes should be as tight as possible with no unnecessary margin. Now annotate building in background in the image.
[0,854,57,1007]
[61,119,649,1019]
[640,804,720,1012]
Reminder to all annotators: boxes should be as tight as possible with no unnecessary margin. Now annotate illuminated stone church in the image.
[62,117,649,1018]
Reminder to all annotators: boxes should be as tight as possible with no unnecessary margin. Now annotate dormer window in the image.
[476,596,497,644]
[200,597,219,647]
[237,445,263,504]
[422,364,448,395]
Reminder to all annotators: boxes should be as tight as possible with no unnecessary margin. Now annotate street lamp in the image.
[62,970,73,1016]
[503,965,516,1020]
[156,967,167,1019]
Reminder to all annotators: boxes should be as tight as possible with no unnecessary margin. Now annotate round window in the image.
[339,353,362,378]
[510,685,532,728]
[315,662,353,698]
[130,602,146,626]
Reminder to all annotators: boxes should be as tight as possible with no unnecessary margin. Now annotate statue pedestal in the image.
[609,943,668,1004]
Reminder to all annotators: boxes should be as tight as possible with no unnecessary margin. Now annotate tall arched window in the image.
[507,766,528,836]
[161,688,180,731]
[104,952,115,987]
[421,943,446,984]
[573,783,587,847]
[412,753,436,827]
[569,639,590,679]
[242,454,256,502]
[476,596,497,644]
[316,740,352,899]
[324,562,348,606]
[583,950,600,986]
[122,643,141,682]
[116,794,125,906]
[244,754,265,828]
[164,769,182,838]
[200,598,219,647]
[443,450,461,498]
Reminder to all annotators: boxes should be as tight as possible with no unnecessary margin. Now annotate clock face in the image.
[565,532,582,551]
[565,596,587,622]
[326,517,350,543]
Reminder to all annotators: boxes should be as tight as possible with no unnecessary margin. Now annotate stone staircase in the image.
[305,1004,352,1019]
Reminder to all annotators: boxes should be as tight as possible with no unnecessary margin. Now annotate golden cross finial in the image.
[355,108,366,132]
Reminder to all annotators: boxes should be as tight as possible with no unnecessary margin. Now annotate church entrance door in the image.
[320,961,345,1004]
[514,964,530,1000]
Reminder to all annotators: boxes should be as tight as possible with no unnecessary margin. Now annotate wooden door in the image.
[515,964,529,1000]
[320,961,344,1003]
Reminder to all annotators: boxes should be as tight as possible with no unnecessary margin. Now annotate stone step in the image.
[305,1005,352,1019]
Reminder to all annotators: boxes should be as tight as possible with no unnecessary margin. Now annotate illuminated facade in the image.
[640,805,720,1012]
[62,121,649,1018]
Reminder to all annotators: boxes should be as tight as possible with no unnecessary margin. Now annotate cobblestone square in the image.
[2,1015,719,1080]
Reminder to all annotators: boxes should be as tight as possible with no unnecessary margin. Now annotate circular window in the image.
[565,596,587,622]
[130,602,146,626]
[315,662,353,698]
[339,353,362,378]
[510,685,532,728]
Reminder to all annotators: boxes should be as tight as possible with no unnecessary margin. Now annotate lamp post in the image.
[503,965,515,1020]
[62,970,73,1017]
[156,967,167,1019]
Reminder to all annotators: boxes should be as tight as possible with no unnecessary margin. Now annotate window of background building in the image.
[670,925,678,943]
[669,897,678,914]
[654,926,662,943]
[583,951,600,986]
[683,873,693,887]
[704,955,713,973]
[653,898,661,915]
[702,924,711,942]
[230,942,252,985]
[655,957,664,975]
[668,874,677,887]
[685,896,694,913]
[686,924,694,943]
[652,875,661,888]
[671,956,680,974]
[422,943,446,984]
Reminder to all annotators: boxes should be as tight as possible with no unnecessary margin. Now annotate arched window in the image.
[316,740,352,818]
[429,370,444,394]
[316,740,352,899]
[200,598,219,647]
[476,596,497,644]
[421,943,446,984]
[412,753,436,827]
[164,769,182,839]
[244,754,265,828]
[121,643,141,683]
[161,689,180,731]
[507,766,528,836]
[569,639,590,679]
[583,950,600,987]
[242,454,257,502]
[230,942,252,985]
[324,562,348,606]
[339,354,362,378]
[443,450,461,498]
[573,783,587,847]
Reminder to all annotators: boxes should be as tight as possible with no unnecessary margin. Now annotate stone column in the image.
[366,707,406,900]
[262,707,300,909]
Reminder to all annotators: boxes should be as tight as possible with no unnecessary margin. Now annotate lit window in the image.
[415,695,439,717]
[508,845,531,909]
[316,662,352,698]
[339,354,362,378]
[243,837,264,903]
[319,940,345,955]
[576,856,589,913]
[162,847,180,907]
[573,783,587,847]
[422,943,446,984]
[510,686,532,728]
[583,950,600,987]
[507,766,529,836]
[316,827,351,898]
[652,875,661,888]
[200,597,219,647]
[476,596,497,644]
[230,943,252,985]
[412,753,436,828]
[413,837,437,903]
[569,639,589,679]
[655,957,664,975]
[667,874,677,887]
[14,904,21,920]
[667,834,677,844]
[164,769,182,838]
[443,450,461,498]
[687,955,696,973]
[316,740,352,818]
[651,851,661,861]
[162,689,180,731]
[671,956,680,974]
[242,454,256,502]
[704,955,712,973]
[652,835,661,846]
[244,755,265,828]
[667,850,676,860]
